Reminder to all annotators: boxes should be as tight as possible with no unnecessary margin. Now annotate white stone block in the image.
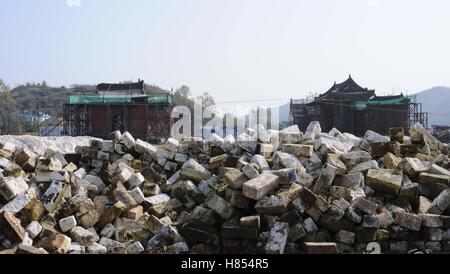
[59,215,77,233]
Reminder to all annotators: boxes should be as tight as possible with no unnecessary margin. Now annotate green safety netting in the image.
[68,95,132,104]
[352,97,410,111]
[68,93,172,105]
[147,93,172,104]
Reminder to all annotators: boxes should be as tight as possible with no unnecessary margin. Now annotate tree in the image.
[0,79,8,93]
[0,79,19,134]
[174,85,191,99]
[197,92,216,109]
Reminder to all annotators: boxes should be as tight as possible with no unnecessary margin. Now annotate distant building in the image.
[20,111,52,124]
[290,75,428,136]
[40,117,64,136]
[432,125,450,143]
[63,80,174,142]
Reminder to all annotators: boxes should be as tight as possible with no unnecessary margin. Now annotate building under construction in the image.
[63,80,174,142]
[290,75,428,136]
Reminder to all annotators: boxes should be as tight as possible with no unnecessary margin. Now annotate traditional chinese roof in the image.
[97,80,145,93]
[313,75,375,102]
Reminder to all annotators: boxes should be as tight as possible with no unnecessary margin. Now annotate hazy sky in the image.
[1,0,450,110]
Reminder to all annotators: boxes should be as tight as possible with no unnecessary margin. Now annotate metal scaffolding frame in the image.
[408,102,429,130]
[63,102,174,141]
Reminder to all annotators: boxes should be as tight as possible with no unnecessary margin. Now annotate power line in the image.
[215,98,291,104]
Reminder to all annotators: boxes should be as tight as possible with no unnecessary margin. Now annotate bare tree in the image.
[197,92,216,109]
[0,79,19,135]
[174,85,191,99]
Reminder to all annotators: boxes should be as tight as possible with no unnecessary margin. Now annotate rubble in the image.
[0,121,449,254]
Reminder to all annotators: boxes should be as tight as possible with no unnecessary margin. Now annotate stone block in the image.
[304,242,337,254]
[313,164,338,195]
[243,172,279,200]
[265,222,289,254]
[59,215,77,233]
[395,212,422,231]
[366,169,403,195]
[205,194,234,220]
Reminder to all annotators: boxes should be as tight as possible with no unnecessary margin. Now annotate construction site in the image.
[1,78,449,254]
[1,1,450,262]
[289,75,429,136]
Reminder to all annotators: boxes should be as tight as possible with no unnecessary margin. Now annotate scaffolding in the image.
[408,95,429,130]
[290,95,429,135]
[63,94,174,141]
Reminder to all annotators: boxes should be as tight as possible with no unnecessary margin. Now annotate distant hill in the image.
[10,84,96,117]
[276,102,291,123]
[414,87,450,126]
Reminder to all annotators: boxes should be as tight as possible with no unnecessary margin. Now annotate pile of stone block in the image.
[0,123,449,254]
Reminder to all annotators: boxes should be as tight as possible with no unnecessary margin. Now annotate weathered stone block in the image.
[70,226,96,246]
[42,181,68,213]
[120,132,136,149]
[335,230,355,245]
[313,164,338,195]
[390,127,404,143]
[330,186,352,201]
[304,242,337,254]
[123,206,144,220]
[327,153,346,176]
[242,172,279,200]
[0,193,32,214]
[126,241,145,254]
[303,217,318,234]
[345,207,363,224]
[399,158,427,178]
[305,205,323,222]
[429,164,450,177]
[205,194,234,220]
[221,220,258,240]
[0,211,25,242]
[395,212,422,231]
[418,214,443,228]
[180,159,212,182]
[418,172,449,186]
[59,215,77,233]
[334,172,364,190]
[97,201,126,228]
[288,223,306,241]
[128,173,145,189]
[383,152,402,169]
[351,197,378,215]
[319,214,341,233]
[349,160,379,174]
[0,177,28,201]
[265,222,289,254]
[179,221,220,245]
[240,215,261,228]
[221,168,247,189]
[255,195,288,215]
[283,144,313,157]
[362,215,380,229]
[366,169,403,195]
[427,189,450,215]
